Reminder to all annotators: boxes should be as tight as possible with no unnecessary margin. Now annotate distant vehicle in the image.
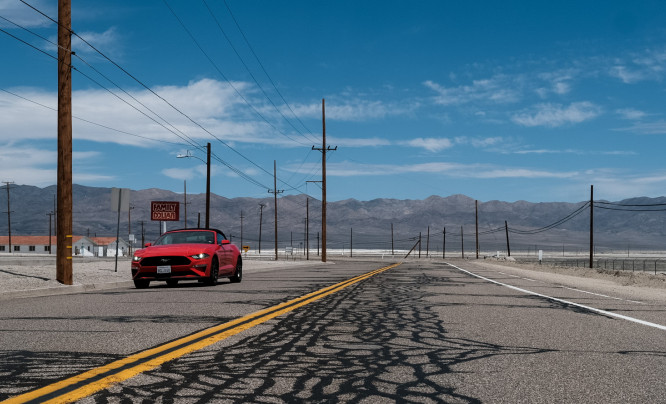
[131,228,242,289]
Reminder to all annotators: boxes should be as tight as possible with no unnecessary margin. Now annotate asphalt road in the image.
[1,259,664,403]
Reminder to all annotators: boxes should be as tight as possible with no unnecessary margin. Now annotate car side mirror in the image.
[221,240,230,245]
[144,243,152,247]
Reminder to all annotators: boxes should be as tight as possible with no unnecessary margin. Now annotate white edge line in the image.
[561,286,647,305]
[446,262,666,331]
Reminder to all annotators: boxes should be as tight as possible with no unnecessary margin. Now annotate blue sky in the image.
[1,1,666,203]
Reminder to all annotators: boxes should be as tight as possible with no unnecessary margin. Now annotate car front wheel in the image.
[134,279,150,289]
[205,258,219,286]
[230,258,242,283]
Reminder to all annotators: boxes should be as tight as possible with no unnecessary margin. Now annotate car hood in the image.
[136,244,217,257]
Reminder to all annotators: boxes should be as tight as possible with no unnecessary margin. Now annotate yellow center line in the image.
[3,262,402,404]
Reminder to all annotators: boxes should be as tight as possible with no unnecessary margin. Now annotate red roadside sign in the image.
[151,201,180,221]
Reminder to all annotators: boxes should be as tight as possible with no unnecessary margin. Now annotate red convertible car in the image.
[131,228,242,289]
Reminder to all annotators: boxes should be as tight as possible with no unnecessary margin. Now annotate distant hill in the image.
[2,184,665,253]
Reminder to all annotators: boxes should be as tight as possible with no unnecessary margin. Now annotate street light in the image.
[177,142,211,229]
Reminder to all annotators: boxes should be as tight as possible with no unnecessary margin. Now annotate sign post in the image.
[111,188,130,272]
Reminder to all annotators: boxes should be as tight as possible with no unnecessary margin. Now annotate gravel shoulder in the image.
[448,257,666,303]
[0,256,325,300]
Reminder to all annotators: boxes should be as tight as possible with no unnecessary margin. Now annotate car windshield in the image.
[154,231,215,245]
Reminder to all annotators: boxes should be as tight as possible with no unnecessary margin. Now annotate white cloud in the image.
[402,137,453,152]
[616,108,647,120]
[0,0,55,28]
[511,102,602,127]
[0,79,293,147]
[0,144,55,186]
[609,49,666,83]
[289,160,578,180]
[72,27,121,57]
[328,136,391,148]
[289,98,417,121]
[423,76,521,106]
[615,120,666,135]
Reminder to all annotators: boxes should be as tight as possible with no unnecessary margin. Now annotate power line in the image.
[20,0,275,185]
[0,87,187,146]
[200,0,317,144]
[14,0,313,194]
[161,0,312,148]
[509,202,590,235]
[210,0,317,141]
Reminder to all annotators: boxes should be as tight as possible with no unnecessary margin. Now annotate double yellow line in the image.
[4,262,402,404]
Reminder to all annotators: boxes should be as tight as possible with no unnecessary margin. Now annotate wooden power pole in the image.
[57,0,73,285]
[312,99,336,262]
[590,185,594,269]
[269,161,283,260]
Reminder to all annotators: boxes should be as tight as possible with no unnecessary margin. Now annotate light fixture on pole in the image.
[177,143,211,229]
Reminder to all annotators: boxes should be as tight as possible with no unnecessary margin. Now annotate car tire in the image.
[134,279,150,289]
[166,279,179,287]
[205,258,219,286]
[230,258,242,283]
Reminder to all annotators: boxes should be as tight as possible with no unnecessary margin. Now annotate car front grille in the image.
[140,256,191,267]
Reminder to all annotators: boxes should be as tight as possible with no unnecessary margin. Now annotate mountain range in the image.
[2,184,665,253]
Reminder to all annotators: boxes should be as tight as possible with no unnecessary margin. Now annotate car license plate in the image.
[157,265,171,274]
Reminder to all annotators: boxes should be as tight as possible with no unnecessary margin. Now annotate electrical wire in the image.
[16,0,316,194]
[0,87,188,146]
[19,0,276,186]
[509,202,590,235]
[218,0,316,137]
[161,0,311,148]
[201,0,318,145]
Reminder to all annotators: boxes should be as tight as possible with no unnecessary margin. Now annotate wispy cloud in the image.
[511,102,602,127]
[608,49,666,83]
[328,136,391,148]
[616,108,647,120]
[0,0,55,28]
[289,160,578,180]
[71,27,122,57]
[401,137,453,152]
[0,79,306,147]
[615,120,666,135]
[289,98,418,121]
[423,75,522,106]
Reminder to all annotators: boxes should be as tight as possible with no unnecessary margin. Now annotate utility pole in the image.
[57,0,73,285]
[184,180,188,229]
[206,143,211,229]
[306,197,309,260]
[47,211,54,254]
[240,210,244,249]
[391,223,394,256]
[475,200,479,259]
[442,228,446,259]
[505,220,511,257]
[312,99,337,262]
[268,161,283,260]
[350,228,353,258]
[461,226,464,258]
[426,226,430,258]
[139,221,145,247]
[258,203,265,254]
[3,182,13,253]
[590,185,594,269]
[128,204,134,256]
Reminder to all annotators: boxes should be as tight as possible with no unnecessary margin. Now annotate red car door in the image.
[216,231,234,275]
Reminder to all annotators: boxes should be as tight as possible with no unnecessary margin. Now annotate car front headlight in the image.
[132,256,141,262]
[190,253,210,260]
